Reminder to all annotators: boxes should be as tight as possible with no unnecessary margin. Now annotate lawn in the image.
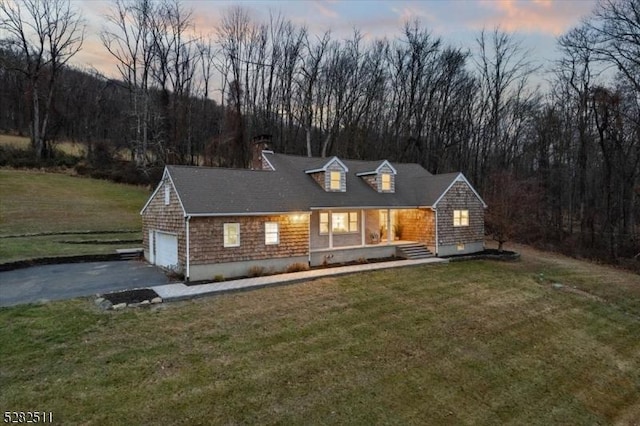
[1,255,638,424]
[0,169,150,262]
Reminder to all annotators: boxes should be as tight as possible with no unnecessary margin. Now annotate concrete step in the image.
[396,244,433,260]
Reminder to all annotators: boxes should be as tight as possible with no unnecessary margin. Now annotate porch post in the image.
[361,209,365,246]
[328,210,333,249]
[387,208,391,245]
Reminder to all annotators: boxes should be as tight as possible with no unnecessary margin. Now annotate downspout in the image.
[433,208,439,256]
[185,216,190,281]
[308,212,311,265]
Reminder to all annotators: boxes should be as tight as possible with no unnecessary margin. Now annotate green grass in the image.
[0,169,150,262]
[1,260,638,424]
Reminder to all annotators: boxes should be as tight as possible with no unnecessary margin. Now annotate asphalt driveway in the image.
[0,261,171,307]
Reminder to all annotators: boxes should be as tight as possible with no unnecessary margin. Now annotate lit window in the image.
[381,173,391,191]
[453,210,469,227]
[223,223,240,247]
[330,171,341,190]
[319,213,329,234]
[164,184,170,205]
[331,212,358,233]
[265,222,279,245]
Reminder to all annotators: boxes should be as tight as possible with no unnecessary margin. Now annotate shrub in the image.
[286,262,309,273]
[248,265,266,277]
[213,274,225,282]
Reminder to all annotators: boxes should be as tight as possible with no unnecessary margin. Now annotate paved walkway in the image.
[152,257,448,302]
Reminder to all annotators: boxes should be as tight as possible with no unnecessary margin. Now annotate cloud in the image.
[312,1,340,19]
[474,0,594,35]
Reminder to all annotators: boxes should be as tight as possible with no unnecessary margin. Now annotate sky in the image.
[71,0,597,89]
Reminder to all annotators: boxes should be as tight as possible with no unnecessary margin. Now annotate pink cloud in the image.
[475,0,594,35]
[312,1,340,19]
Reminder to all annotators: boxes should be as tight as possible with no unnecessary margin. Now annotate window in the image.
[453,210,469,227]
[319,213,329,234]
[265,222,279,245]
[164,184,170,205]
[381,173,391,191]
[329,171,341,190]
[223,223,240,247]
[319,212,359,234]
[332,212,358,233]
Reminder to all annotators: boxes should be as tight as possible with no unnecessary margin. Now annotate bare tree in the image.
[0,0,84,159]
[101,0,156,166]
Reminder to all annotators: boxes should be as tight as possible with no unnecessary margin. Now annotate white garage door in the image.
[155,231,178,268]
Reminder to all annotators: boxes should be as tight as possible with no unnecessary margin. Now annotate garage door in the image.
[155,231,178,268]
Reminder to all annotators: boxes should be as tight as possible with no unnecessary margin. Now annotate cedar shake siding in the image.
[141,178,186,268]
[189,215,309,264]
[436,181,485,255]
[397,209,435,248]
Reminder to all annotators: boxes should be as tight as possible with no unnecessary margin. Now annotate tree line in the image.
[0,0,638,264]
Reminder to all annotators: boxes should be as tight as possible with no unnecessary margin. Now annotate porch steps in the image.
[396,243,434,260]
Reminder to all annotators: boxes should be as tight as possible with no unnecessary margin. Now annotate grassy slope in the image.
[0,134,85,156]
[1,259,638,425]
[0,169,150,261]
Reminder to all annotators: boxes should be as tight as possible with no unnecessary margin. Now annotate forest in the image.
[0,0,638,266]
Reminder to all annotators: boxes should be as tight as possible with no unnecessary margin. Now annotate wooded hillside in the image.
[0,0,638,264]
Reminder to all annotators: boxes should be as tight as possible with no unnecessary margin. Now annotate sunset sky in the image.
[72,0,597,86]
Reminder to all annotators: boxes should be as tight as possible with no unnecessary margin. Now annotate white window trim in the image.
[319,212,329,235]
[265,222,279,245]
[164,184,170,205]
[223,223,240,247]
[453,210,469,227]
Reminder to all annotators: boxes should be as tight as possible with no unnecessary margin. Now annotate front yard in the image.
[1,250,638,424]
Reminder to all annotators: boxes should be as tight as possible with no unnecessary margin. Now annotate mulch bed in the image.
[102,288,160,305]
[445,249,520,262]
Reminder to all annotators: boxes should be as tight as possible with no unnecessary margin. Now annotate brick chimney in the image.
[251,134,272,170]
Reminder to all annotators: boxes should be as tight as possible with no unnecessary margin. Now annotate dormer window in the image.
[357,160,397,193]
[330,171,341,190]
[305,157,348,192]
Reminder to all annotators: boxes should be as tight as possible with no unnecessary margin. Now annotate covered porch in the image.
[308,208,435,266]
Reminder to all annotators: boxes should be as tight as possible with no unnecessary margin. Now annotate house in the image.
[140,149,487,281]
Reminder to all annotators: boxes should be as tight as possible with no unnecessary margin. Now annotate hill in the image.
[0,169,150,262]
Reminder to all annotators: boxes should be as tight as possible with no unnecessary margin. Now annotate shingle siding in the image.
[397,209,434,246]
[436,181,485,247]
[141,178,186,267]
[189,215,309,264]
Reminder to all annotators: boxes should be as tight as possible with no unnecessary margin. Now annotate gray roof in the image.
[159,153,476,215]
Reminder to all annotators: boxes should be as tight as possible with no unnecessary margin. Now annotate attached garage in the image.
[154,231,178,268]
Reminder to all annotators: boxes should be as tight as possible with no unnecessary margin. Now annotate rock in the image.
[151,297,163,304]
[112,302,127,310]
[97,299,113,311]
[139,300,150,306]
[552,283,564,289]
[94,297,105,306]
[128,302,140,308]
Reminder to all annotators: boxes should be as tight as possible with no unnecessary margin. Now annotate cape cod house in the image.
[140,149,486,281]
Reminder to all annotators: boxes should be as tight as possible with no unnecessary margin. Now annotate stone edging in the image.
[0,253,125,272]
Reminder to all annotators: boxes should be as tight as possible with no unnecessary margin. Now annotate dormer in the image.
[356,160,397,193]
[305,157,349,192]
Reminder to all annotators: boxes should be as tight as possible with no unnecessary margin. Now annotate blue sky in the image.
[73,0,597,84]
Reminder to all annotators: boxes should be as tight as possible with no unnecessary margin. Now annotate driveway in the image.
[0,261,171,307]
